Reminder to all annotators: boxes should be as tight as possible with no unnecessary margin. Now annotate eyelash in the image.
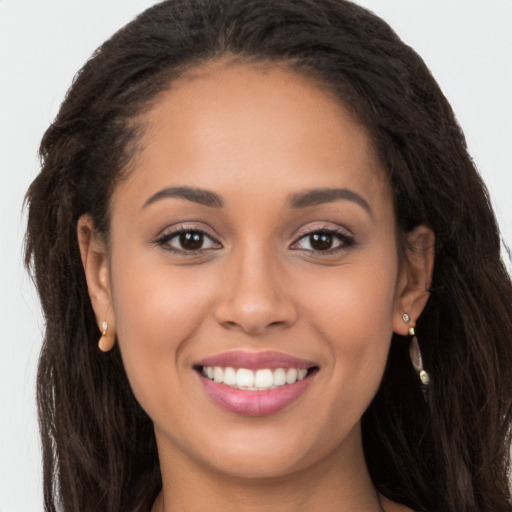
[154,225,221,255]
[154,225,355,255]
[290,226,355,255]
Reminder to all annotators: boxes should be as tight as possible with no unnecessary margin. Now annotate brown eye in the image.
[291,228,354,253]
[157,228,221,253]
[179,231,204,250]
[309,233,334,251]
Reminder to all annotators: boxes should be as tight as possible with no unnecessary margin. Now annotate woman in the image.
[24,0,512,511]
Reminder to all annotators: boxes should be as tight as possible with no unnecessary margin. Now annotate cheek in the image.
[112,266,210,346]
[109,257,215,404]
[299,256,398,399]
[302,256,397,336]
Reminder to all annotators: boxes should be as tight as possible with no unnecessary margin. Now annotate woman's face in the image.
[98,63,410,479]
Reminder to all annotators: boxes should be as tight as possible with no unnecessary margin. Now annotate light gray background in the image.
[1,1,511,510]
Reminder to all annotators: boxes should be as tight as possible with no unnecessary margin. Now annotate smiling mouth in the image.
[194,351,320,415]
[195,365,319,391]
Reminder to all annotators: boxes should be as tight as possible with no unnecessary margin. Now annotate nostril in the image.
[268,320,286,327]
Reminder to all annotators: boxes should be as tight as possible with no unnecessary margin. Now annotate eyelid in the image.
[289,224,355,253]
[153,223,222,254]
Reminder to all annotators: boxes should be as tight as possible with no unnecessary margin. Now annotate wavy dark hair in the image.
[24,1,512,511]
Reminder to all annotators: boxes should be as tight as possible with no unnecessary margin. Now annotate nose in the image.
[214,245,298,335]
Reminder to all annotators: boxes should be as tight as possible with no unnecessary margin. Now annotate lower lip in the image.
[199,372,315,416]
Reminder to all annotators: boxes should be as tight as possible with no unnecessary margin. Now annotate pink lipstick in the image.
[195,351,318,416]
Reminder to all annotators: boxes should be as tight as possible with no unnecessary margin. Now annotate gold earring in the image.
[409,336,430,387]
[403,313,430,388]
[402,313,415,335]
[98,320,115,352]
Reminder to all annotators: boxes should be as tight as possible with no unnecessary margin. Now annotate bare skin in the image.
[78,61,433,512]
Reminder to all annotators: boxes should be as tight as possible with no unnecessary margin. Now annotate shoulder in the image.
[380,495,415,512]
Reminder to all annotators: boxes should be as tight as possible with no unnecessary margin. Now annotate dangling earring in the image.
[98,320,115,352]
[403,313,430,394]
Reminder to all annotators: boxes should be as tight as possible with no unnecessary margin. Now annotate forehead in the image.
[115,61,391,212]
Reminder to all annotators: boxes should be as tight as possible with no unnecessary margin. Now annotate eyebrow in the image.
[289,188,373,217]
[142,186,224,209]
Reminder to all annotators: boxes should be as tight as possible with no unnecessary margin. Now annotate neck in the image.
[153,425,385,512]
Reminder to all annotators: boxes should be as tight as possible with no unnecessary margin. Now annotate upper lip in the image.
[195,350,318,371]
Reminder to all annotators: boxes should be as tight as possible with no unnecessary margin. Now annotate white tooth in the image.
[213,366,224,383]
[285,368,298,384]
[255,369,273,389]
[236,368,255,388]
[273,368,286,386]
[206,367,214,380]
[223,367,237,386]
[297,369,308,381]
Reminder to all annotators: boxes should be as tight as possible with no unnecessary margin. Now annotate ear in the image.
[77,214,115,350]
[393,225,435,335]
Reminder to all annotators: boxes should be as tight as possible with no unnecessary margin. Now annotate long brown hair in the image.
[25,1,512,511]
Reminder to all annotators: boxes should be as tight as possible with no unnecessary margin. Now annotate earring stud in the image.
[98,320,115,352]
[402,313,416,336]
[402,312,415,335]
